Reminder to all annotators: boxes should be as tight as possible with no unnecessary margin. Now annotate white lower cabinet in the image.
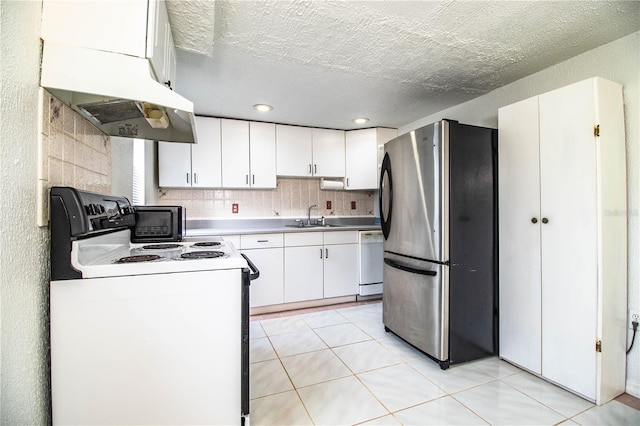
[498,77,627,404]
[240,234,284,308]
[323,243,358,298]
[284,232,324,303]
[284,231,358,303]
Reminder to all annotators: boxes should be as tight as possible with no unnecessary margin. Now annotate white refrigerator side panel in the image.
[50,270,242,425]
[498,97,543,374]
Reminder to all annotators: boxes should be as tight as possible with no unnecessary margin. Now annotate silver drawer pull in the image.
[257,240,269,243]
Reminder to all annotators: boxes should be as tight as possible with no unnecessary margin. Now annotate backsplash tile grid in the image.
[38,90,111,225]
[157,178,375,218]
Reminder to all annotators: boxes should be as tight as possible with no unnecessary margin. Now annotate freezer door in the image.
[382,253,448,362]
[379,123,445,262]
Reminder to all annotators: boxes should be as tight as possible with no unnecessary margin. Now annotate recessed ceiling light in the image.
[253,104,273,112]
[352,117,369,124]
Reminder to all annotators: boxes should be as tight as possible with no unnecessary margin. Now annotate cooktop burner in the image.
[192,241,223,248]
[141,244,183,250]
[180,251,226,260]
[114,254,163,264]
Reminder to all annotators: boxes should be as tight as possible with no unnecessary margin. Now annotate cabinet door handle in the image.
[320,248,323,259]
[257,240,269,243]
[309,164,312,175]
[346,178,350,187]
[186,173,190,184]
[252,175,255,185]
[314,164,317,174]
[531,217,538,224]
[542,217,549,224]
[194,173,198,184]
[246,174,249,185]
[325,248,328,258]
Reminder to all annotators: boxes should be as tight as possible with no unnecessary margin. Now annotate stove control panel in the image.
[50,186,135,237]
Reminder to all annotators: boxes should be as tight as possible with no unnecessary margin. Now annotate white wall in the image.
[0,1,51,423]
[401,31,640,398]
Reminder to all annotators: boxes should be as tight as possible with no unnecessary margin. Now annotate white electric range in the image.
[49,187,255,426]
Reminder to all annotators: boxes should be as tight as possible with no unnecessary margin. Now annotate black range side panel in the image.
[447,122,498,364]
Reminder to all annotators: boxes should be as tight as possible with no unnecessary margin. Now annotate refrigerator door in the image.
[380,121,450,364]
[379,122,447,263]
[382,252,448,362]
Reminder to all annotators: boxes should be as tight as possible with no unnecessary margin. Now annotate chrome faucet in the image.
[307,204,317,225]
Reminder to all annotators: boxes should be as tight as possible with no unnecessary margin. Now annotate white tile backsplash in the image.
[37,89,112,226]
[157,177,376,218]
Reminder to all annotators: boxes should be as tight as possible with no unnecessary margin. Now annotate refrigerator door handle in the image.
[379,152,393,239]
[384,258,437,276]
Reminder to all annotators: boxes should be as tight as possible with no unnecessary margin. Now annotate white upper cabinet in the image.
[312,129,345,177]
[249,122,277,188]
[158,116,222,187]
[41,0,148,57]
[221,120,277,188]
[41,0,175,87]
[147,0,176,89]
[221,119,250,188]
[276,125,313,176]
[345,128,397,190]
[276,125,346,178]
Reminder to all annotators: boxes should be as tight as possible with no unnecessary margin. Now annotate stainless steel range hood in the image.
[41,42,197,143]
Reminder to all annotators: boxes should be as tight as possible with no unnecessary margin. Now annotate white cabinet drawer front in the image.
[284,232,323,247]
[324,230,358,245]
[241,233,284,249]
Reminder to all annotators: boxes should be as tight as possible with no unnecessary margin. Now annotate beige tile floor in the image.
[249,301,640,425]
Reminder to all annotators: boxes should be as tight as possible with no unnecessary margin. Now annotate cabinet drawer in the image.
[284,232,323,247]
[324,230,358,245]
[241,233,284,249]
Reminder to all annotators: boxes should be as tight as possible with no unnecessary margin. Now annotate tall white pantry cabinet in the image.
[498,77,627,404]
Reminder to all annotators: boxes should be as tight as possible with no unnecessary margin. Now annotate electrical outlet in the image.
[630,310,640,329]
[232,203,239,214]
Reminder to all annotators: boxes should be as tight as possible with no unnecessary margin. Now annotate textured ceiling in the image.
[167,0,640,130]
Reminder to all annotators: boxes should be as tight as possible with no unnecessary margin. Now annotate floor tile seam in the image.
[326,341,408,378]
[442,376,503,397]
[499,376,573,421]
[349,370,394,420]
[386,393,452,417]
[400,361,453,395]
[260,321,313,337]
[308,317,376,349]
[447,392,497,425]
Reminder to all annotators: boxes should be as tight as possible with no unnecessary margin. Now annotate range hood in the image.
[41,42,197,144]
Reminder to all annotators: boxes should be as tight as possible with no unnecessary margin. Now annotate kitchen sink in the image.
[285,224,345,229]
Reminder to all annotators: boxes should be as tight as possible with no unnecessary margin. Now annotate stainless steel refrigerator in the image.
[379,120,497,369]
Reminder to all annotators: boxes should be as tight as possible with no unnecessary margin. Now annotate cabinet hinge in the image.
[594,124,600,137]
[596,340,602,353]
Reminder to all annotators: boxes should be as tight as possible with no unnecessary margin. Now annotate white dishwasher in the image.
[358,230,384,297]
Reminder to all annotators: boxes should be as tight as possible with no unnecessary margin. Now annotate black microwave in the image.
[131,206,183,243]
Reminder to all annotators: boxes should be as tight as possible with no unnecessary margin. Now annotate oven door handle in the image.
[241,254,260,281]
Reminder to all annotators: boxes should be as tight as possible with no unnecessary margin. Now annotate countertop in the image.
[184,217,381,236]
